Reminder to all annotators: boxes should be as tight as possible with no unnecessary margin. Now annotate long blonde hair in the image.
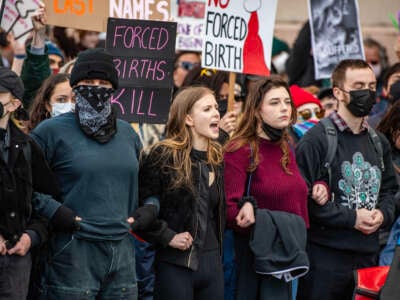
[147,86,223,189]
[225,76,296,173]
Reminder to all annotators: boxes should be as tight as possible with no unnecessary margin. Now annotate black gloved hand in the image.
[51,205,80,232]
[130,205,158,232]
[237,195,258,210]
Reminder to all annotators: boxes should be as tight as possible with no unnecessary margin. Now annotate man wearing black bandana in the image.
[296,60,399,299]
[30,48,142,299]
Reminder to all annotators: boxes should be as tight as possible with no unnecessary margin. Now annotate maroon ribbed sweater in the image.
[224,138,309,231]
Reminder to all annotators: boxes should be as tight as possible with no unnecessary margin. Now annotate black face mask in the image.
[346,89,376,117]
[261,121,284,142]
[0,101,11,119]
[217,100,228,117]
[388,80,400,104]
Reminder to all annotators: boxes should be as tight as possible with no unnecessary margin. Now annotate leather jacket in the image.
[0,121,60,247]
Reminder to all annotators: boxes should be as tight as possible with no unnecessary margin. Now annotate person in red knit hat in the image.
[289,85,324,142]
[224,76,328,299]
[290,85,323,124]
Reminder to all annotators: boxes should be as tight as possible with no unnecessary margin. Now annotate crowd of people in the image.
[1,3,400,300]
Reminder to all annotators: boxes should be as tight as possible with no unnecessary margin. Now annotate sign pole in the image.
[227,72,236,112]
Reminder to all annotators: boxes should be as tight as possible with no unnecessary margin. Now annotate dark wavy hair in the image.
[28,73,70,131]
[181,66,229,98]
[377,101,400,150]
[225,76,296,173]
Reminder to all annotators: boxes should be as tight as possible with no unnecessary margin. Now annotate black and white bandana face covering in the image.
[73,85,117,143]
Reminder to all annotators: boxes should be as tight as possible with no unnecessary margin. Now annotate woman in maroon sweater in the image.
[224,76,328,299]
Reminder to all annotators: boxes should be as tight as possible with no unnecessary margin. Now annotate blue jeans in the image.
[39,233,137,300]
[132,234,155,300]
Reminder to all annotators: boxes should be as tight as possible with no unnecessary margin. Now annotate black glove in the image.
[237,195,258,210]
[130,205,158,232]
[51,205,80,232]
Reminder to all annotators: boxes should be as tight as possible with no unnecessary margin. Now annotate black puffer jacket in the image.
[138,145,225,271]
[0,121,60,247]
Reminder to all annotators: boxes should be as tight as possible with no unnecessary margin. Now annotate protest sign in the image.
[308,0,364,79]
[106,17,176,124]
[171,0,205,51]
[110,0,169,21]
[43,0,107,31]
[0,0,40,42]
[202,0,277,76]
[43,0,170,32]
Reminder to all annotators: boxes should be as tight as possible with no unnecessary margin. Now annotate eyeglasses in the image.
[176,61,200,71]
[297,108,325,121]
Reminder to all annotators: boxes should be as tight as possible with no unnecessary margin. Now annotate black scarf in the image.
[73,85,117,143]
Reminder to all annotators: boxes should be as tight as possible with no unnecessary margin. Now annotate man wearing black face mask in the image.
[296,59,399,300]
[0,67,62,299]
[30,48,142,299]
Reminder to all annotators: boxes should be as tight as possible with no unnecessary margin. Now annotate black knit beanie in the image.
[70,48,118,89]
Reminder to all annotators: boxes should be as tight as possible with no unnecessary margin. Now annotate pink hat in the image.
[289,85,322,109]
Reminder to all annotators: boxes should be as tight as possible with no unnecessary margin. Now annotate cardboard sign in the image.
[171,0,205,51]
[0,0,40,42]
[202,0,277,76]
[106,17,176,124]
[43,0,107,32]
[43,0,170,32]
[308,0,364,79]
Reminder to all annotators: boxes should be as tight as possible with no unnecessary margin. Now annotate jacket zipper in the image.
[218,168,223,255]
[187,214,199,267]
[187,162,201,268]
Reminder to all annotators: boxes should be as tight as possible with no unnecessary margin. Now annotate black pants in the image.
[234,234,292,300]
[297,243,377,300]
[154,249,223,300]
[0,253,31,300]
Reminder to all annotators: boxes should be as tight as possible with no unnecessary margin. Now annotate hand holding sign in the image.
[31,2,46,32]
[30,2,46,49]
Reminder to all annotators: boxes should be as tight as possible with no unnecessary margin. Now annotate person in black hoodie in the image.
[0,67,61,299]
[296,59,399,300]
[134,86,225,300]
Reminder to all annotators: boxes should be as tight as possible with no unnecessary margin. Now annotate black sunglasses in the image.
[217,95,245,102]
[177,61,200,71]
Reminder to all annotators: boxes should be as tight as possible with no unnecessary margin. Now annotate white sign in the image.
[171,0,205,51]
[0,0,40,42]
[202,0,277,76]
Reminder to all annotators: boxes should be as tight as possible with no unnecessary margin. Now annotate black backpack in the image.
[319,118,384,188]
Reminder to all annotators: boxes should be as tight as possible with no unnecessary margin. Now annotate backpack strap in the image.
[320,118,338,188]
[320,118,385,186]
[245,143,254,197]
[368,127,385,172]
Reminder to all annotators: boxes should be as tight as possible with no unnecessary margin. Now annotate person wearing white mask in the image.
[28,73,74,131]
